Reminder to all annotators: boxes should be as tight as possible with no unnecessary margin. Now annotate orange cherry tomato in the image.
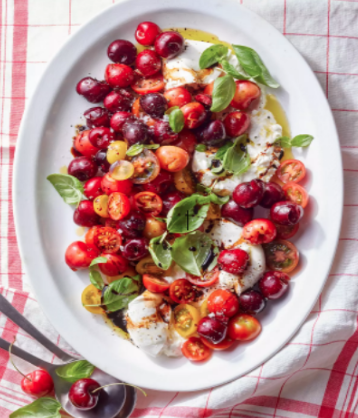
[186,268,219,288]
[263,239,299,273]
[204,81,214,96]
[277,159,306,184]
[131,74,165,94]
[169,279,195,304]
[230,80,261,111]
[180,102,206,129]
[275,223,299,240]
[283,182,309,208]
[228,313,262,341]
[207,289,239,319]
[86,226,122,254]
[200,336,235,351]
[155,146,190,172]
[182,337,212,362]
[131,98,156,127]
[133,191,163,217]
[108,192,131,221]
[143,274,170,293]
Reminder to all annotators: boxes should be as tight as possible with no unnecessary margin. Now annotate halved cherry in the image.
[263,239,299,273]
[131,74,165,94]
[242,219,277,245]
[200,336,235,351]
[283,182,309,208]
[277,159,306,184]
[169,279,195,304]
[86,226,122,254]
[182,337,212,362]
[186,268,219,287]
[143,274,170,293]
[133,191,163,216]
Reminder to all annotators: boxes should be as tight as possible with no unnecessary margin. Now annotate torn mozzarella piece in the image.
[163,263,186,284]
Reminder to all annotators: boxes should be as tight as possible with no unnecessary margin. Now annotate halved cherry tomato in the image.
[263,239,299,273]
[101,173,133,195]
[200,299,210,318]
[93,194,109,218]
[136,255,168,275]
[200,336,235,351]
[131,98,156,127]
[143,274,170,293]
[207,289,239,319]
[81,284,103,314]
[180,102,206,129]
[130,149,161,184]
[164,87,192,108]
[65,241,99,271]
[155,146,190,172]
[134,192,163,216]
[108,192,131,221]
[173,167,196,195]
[283,182,309,208]
[230,80,261,111]
[143,217,167,239]
[98,252,128,276]
[275,222,299,240]
[86,226,122,254]
[169,279,195,304]
[277,159,306,184]
[242,218,277,245]
[182,337,211,362]
[186,268,219,288]
[131,74,165,94]
[228,313,261,341]
[174,304,200,338]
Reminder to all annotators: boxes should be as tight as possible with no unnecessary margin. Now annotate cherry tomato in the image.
[74,130,99,157]
[283,182,309,208]
[81,284,103,314]
[230,80,261,111]
[242,218,277,245]
[84,177,103,200]
[93,194,109,218]
[181,102,206,129]
[174,304,200,338]
[101,173,133,195]
[131,73,165,94]
[143,170,173,195]
[186,269,219,287]
[65,241,99,271]
[135,21,161,46]
[275,222,299,240]
[164,87,192,108]
[182,337,211,362]
[171,129,197,154]
[263,239,299,273]
[108,192,131,221]
[131,98,156,127]
[155,146,190,172]
[200,336,235,351]
[21,369,54,397]
[228,313,262,341]
[200,299,210,318]
[98,252,128,276]
[86,226,122,254]
[207,289,239,319]
[277,159,306,184]
[143,274,170,293]
[134,191,163,216]
[143,217,167,239]
[131,149,160,184]
[204,81,214,95]
[136,255,167,275]
[169,279,195,304]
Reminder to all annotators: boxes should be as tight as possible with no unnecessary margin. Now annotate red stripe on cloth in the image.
[343,360,358,417]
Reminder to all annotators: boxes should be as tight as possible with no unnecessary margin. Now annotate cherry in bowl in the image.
[69,378,101,410]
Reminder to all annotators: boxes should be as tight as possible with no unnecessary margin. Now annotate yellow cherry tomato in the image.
[107,141,127,164]
[93,194,109,218]
[200,299,210,318]
[109,160,134,180]
[136,255,169,275]
[174,304,200,338]
[106,266,137,284]
[81,284,103,314]
[143,217,167,239]
[173,167,196,195]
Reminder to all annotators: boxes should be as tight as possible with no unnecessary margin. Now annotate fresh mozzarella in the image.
[163,263,186,284]
[162,327,186,357]
[204,218,243,249]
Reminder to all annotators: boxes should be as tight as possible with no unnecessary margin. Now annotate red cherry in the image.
[69,378,101,410]
[135,21,161,46]
[84,177,103,200]
[135,50,162,77]
[21,370,54,397]
[154,31,184,59]
[218,248,249,274]
[104,64,134,88]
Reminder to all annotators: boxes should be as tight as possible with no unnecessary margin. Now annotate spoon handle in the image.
[0,337,52,369]
[0,293,75,362]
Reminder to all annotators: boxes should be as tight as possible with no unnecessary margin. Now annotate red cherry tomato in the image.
[65,241,99,271]
[135,21,161,46]
[143,274,170,293]
[21,369,54,397]
[143,170,173,195]
[186,269,219,287]
[283,182,309,208]
[169,279,195,304]
[224,111,250,137]
[207,289,239,319]
[86,226,122,254]
[101,173,133,195]
[228,313,262,341]
[133,192,163,216]
[98,252,128,276]
[275,222,299,240]
[277,159,306,184]
[155,146,190,172]
[131,74,165,95]
[108,192,131,221]
[74,130,99,157]
[182,337,211,361]
[164,87,192,108]
[105,63,134,88]
[263,239,299,273]
[84,177,103,200]
[171,129,197,154]
[242,218,277,245]
[230,80,261,111]
[181,102,206,129]
[200,336,235,351]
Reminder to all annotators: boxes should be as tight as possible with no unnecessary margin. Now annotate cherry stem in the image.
[9,338,32,382]
[91,382,147,397]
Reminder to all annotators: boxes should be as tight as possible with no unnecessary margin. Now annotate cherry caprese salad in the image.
[48,21,314,362]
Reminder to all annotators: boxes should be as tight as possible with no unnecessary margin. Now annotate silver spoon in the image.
[0,294,137,418]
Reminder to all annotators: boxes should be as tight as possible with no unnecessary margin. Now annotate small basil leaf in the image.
[195,144,207,152]
[131,274,141,282]
[103,277,140,312]
[89,256,108,268]
[199,44,228,69]
[127,144,144,156]
[165,106,180,115]
[232,45,279,88]
[210,75,236,112]
[215,141,234,161]
[169,108,185,133]
[89,270,104,290]
[10,398,62,418]
[220,58,249,80]
[172,231,215,276]
[154,216,167,223]
[291,134,314,147]
[274,136,292,148]
[223,135,251,175]
[196,184,211,194]
[149,235,173,270]
[145,144,160,150]
[47,174,84,205]
[56,360,95,383]
[209,194,230,205]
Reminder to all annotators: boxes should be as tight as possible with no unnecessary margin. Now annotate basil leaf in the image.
[154,216,167,223]
[210,75,236,112]
[172,231,215,276]
[149,235,172,270]
[10,398,62,418]
[199,44,228,69]
[127,144,159,157]
[47,174,84,205]
[131,274,141,282]
[103,277,140,312]
[232,45,279,88]
[169,108,184,133]
[215,141,234,161]
[196,184,211,194]
[89,256,108,268]
[195,144,207,152]
[291,134,314,147]
[165,106,179,115]
[210,159,225,174]
[210,194,230,205]
[145,144,160,150]
[89,270,104,290]
[274,136,292,148]
[56,360,95,383]
[220,59,249,80]
[167,195,210,233]
[223,135,251,175]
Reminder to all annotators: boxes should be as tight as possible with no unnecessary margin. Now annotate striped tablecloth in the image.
[1,0,358,417]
